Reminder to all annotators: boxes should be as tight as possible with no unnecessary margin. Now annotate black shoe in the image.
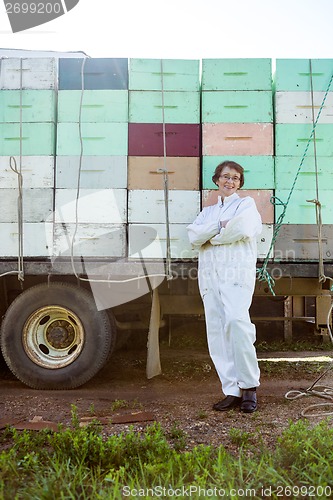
[213,395,242,412]
[240,389,257,413]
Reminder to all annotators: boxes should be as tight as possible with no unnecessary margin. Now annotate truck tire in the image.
[0,282,116,389]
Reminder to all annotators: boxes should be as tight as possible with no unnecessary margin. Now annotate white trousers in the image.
[200,273,260,398]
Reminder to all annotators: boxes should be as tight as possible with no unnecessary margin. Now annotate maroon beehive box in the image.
[128,123,201,156]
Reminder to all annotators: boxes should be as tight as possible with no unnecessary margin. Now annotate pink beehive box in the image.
[202,123,273,156]
[201,189,274,224]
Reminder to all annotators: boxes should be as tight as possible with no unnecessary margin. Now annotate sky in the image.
[0,0,332,61]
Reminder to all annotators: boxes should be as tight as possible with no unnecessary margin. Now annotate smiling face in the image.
[216,166,241,199]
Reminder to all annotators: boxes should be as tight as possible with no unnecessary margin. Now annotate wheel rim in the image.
[23,306,85,369]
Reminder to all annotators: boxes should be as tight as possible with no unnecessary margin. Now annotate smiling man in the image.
[187,160,262,413]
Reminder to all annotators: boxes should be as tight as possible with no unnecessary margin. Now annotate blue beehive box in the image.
[58,58,128,90]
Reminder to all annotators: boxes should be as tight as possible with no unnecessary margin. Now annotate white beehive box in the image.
[52,223,126,258]
[56,156,127,189]
[128,190,200,224]
[0,188,53,222]
[54,188,127,224]
[0,156,54,188]
[0,58,57,89]
[128,223,198,259]
[0,222,53,256]
[275,91,333,123]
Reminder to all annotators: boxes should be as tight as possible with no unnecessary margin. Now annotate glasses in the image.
[219,174,241,183]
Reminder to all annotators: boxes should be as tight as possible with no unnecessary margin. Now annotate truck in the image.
[0,49,332,390]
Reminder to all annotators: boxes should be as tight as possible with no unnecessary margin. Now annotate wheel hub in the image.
[46,321,75,349]
[23,306,85,369]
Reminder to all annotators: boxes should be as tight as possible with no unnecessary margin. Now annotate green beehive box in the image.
[202,91,273,123]
[129,59,200,91]
[0,90,56,123]
[275,124,333,156]
[274,59,333,91]
[275,156,333,190]
[202,155,274,189]
[57,90,128,123]
[201,58,272,90]
[275,189,333,224]
[0,123,55,155]
[56,122,128,155]
[129,91,200,123]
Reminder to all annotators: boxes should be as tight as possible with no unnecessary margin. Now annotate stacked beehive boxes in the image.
[55,57,129,258]
[127,59,201,259]
[200,58,274,258]
[0,57,56,256]
[274,59,333,260]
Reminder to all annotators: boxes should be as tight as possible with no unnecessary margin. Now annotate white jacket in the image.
[187,192,262,291]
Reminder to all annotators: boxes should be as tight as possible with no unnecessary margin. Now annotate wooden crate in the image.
[128,123,201,156]
[274,224,333,261]
[128,189,200,224]
[129,91,200,123]
[202,123,273,156]
[275,124,333,156]
[53,223,126,258]
[274,189,333,224]
[275,91,333,123]
[128,223,198,259]
[0,123,55,155]
[54,188,127,224]
[127,156,200,190]
[201,189,274,224]
[275,156,333,190]
[0,222,53,257]
[202,91,273,123]
[58,58,128,90]
[0,156,54,188]
[56,156,127,189]
[201,58,272,91]
[0,90,56,122]
[57,90,128,123]
[56,122,128,155]
[274,59,333,91]
[129,59,200,91]
[0,58,56,89]
[202,155,274,189]
[0,188,53,222]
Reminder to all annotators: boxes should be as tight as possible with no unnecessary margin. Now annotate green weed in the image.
[1,417,333,498]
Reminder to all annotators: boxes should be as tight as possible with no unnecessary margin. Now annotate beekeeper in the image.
[187,160,262,413]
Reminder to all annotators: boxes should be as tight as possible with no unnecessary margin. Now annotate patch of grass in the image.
[256,339,329,352]
[111,399,130,411]
[88,403,96,416]
[197,409,208,419]
[1,410,333,498]
[259,360,330,378]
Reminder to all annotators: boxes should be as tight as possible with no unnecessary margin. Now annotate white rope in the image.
[0,59,24,281]
[160,58,172,280]
[285,360,333,417]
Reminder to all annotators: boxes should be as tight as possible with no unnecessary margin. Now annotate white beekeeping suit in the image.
[187,192,262,401]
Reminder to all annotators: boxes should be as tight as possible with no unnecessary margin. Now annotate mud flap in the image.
[146,287,162,379]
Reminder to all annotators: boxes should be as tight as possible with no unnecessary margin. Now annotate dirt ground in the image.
[1,324,333,452]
